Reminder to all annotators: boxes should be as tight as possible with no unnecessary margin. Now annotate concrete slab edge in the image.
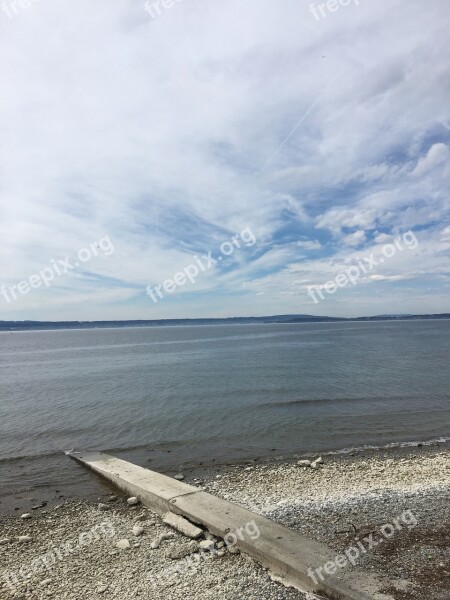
[68,451,383,600]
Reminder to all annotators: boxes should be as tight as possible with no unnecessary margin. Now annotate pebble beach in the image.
[0,444,448,600]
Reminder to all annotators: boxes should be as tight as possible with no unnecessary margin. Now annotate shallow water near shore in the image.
[1,320,449,513]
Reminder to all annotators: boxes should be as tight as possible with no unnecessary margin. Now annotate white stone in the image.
[116,539,131,550]
[127,497,139,506]
[18,535,32,543]
[132,525,144,537]
[199,539,215,551]
[40,579,52,587]
[311,457,324,469]
[297,460,311,467]
[150,532,175,549]
[97,503,110,511]
[174,473,185,480]
[163,512,203,539]
[134,513,147,522]
[97,585,108,593]
[21,513,32,520]
[166,541,198,560]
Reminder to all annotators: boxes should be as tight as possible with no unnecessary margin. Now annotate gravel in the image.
[0,446,448,600]
[201,446,450,600]
[0,501,304,600]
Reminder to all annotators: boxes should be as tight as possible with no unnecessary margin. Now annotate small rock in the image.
[108,495,118,502]
[217,549,226,557]
[96,584,108,593]
[314,456,324,464]
[174,473,185,481]
[0,538,12,545]
[18,535,32,543]
[97,503,110,511]
[40,579,52,587]
[150,533,176,549]
[166,541,198,560]
[127,497,139,506]
[199,539,215,551]
[132,525,144,537]
[116,539,131,550]
[227,545,240,554]
[163,512,203,539]
[21,513,32,520]
[297,460,311,467]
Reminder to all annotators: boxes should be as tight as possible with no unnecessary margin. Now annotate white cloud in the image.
[412,143,450,177]
[374,232,391,244]
[342,230,366,247]
[297,240,322,250]
[0,0,449,319]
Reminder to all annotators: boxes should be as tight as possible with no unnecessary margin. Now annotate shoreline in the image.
[2,315,450,333]
[1,437,448,519]
[1,444,448,599]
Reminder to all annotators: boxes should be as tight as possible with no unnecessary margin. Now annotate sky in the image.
[0,0,449,320]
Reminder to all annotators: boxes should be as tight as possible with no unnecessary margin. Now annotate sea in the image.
[0,320,449,512]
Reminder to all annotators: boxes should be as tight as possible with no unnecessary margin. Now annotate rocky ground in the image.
[202,446,450,600]
[0,446,448,600]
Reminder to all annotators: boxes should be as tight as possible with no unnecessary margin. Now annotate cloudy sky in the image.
[0,0,449,320]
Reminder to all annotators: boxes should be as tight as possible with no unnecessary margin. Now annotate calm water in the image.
[1,321,449,505]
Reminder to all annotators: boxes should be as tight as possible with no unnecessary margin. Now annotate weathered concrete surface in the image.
[163,512,203,539]
[68,451,389,600]
[68,451,198,516]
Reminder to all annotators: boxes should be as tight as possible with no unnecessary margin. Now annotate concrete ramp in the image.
[68,451,389,600]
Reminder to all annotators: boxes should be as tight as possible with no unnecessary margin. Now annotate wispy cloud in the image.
[0,0,449,319]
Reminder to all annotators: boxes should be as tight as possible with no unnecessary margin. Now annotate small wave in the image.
[322,436,450,456]
[0,486,34,497]
[262,395,412,407]
[0,449,66,465]
[262,393,449,408]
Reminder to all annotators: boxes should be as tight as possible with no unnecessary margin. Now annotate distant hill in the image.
[0,313,449,331]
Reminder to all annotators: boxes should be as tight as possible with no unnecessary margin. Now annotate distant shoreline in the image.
[1,313,449,331]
